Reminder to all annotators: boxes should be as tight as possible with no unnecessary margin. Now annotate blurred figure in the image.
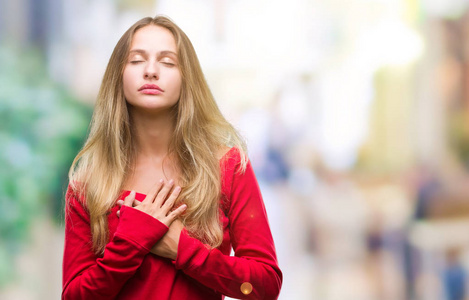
[443,248,466,300]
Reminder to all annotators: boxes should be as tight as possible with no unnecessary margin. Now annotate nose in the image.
[144,61,159,80]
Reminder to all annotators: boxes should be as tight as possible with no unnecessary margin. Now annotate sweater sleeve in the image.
[62,188,169,300]
[174,157,283,299]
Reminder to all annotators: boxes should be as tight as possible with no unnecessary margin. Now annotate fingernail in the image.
[169,179,174,185]
[175,186,181,192]
[160,179,164,183]
[181,204,187,210]
[131,190,136,196]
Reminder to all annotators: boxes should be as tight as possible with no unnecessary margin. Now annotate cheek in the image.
[122,69,135,97]
[122,69,131,88]
[170,72,182,95]
[175,77,182,95]
[172,79,182,101]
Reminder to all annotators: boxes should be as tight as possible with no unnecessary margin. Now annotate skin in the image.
[123,25,182,115]
[117,24,186,261]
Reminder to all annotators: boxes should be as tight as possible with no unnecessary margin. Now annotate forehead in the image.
[130,25,177,52]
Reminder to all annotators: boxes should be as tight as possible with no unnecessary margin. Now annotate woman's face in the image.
[123,25,182,114]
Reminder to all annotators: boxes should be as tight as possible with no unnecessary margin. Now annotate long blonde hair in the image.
[69,16,246,254]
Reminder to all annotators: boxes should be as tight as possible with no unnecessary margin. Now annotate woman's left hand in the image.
[150,219,184,260]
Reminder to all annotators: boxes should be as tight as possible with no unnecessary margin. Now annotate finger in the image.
[162,186,181,210]
[143,179,164,203]
[154,179,174,206]
[166,204,187,222]
[121,198,141,207]
[123,190,136,207]
[117,210,121,218]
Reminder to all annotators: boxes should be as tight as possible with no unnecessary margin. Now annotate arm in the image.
[62,180,184,299]
[62,191,168,299]
[173,158,283,299]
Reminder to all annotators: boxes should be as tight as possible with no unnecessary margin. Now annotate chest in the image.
[123,160,180,194]
[107,194,232,255]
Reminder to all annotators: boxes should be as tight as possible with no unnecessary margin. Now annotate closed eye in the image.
[161,62,175,66]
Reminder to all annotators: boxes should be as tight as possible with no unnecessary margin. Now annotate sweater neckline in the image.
[121,147,237,195]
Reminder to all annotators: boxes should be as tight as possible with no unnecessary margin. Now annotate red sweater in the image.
[62,148,282,299]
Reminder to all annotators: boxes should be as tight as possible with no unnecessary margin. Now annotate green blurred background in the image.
[2,0,469,299]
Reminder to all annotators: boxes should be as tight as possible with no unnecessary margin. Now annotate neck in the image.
[130,108,176,160]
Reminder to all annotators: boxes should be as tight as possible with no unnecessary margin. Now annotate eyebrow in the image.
[128,49,177,57]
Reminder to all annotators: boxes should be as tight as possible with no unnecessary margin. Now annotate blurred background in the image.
[2,0,469,299]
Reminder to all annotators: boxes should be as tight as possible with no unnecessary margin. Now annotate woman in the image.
[62,15,282,299]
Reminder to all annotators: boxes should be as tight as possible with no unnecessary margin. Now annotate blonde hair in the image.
[69,16,246,254]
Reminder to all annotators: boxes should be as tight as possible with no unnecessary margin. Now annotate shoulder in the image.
[216,146,232,160]
[220,146,249,199]
[64,184,91,227]
[219,146,247,170]
[65,182,88,214]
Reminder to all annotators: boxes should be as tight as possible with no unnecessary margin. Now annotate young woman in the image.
[62,16,282,300]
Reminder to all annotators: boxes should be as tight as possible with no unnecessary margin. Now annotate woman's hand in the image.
[117,179,186,227]
[150,219,184,260]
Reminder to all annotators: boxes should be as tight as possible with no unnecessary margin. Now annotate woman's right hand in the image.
[120,179,186,227]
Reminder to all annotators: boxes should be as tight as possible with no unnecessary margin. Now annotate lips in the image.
[138,84,164,95]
